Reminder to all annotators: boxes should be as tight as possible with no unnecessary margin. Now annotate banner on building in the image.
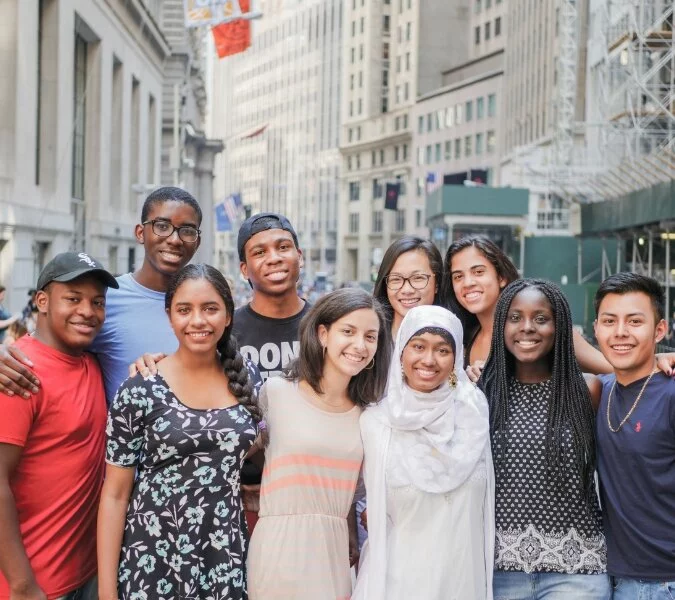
[215,202,232,231]
[384,183,400,211]
[184,0,261,29]
[223,193,244,222]
[212,0,251,58]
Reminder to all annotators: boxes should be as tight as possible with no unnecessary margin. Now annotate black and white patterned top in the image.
[493,379,607,574]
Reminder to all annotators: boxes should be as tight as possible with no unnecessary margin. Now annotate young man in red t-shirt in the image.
[0,252,118,600]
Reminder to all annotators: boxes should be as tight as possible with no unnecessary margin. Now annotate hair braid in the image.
[479,278,597,504]
[219,334,263,425]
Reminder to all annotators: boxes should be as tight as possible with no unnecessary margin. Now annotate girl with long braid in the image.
[98,264,262,600]
[479,279,611,599]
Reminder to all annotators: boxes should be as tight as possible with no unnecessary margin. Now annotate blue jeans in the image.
[493,570,611,599]
[54,577,98,600]
[612,577,675,600]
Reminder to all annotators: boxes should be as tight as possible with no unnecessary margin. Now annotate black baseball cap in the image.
[237,212,299,261]
[36,252,119,291]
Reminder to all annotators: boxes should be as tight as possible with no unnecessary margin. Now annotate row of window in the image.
[346,112,408,144]
[475,0,503,13]
[475,17,502,44]
[418,94,497,134]
[348,209,419,235]
[346,144,410,171]
[416,131,497,165]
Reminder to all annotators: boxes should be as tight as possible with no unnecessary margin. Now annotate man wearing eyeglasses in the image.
[0,187,205,403]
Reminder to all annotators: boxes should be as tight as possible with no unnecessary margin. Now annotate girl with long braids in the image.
[98,264,262,600]
[479,278,611,599]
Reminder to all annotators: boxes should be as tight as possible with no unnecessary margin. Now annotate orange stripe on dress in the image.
[265,454,362,473]
[261,474,357,495]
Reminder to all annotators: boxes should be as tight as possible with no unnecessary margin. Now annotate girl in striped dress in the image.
[247,288,391,600]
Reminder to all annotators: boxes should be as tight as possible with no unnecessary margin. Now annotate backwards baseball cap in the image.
[36,252,119,291]
[237,212,299,261]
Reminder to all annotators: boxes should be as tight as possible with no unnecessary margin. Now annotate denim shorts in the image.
[612,576,675,600]
[54,576,98,600]
[493,570,611,599]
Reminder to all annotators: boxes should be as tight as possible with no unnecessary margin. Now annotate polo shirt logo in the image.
[634,421,642,432]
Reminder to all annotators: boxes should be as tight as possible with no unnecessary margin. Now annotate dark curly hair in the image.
[165,264,262,424]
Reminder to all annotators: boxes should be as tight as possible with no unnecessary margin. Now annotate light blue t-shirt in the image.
[89,273,177,401]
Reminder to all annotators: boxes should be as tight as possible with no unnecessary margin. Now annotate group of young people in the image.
[0,186,672,600]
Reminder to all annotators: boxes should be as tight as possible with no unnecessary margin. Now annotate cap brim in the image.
[52,268,119,289]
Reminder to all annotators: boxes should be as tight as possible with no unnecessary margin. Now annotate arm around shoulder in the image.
[573,330,612,375]
[583,373,603,414]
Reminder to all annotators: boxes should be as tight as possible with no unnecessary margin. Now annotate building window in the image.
[351,20,356,36]
[406,22,412,40]
[361,17,365,33]
[474,26,480,44]
[372,150,377,166]
[485,21,491,40]
[403,114,408,128]
[488,93,497,117]
[360,44,364,59]
[383,15,390,35]
[383,42,390,59]
[351,47,355,63]
[495,17,501,36]
[380,149,385,164]
[476,132,484,155]
[487,129,496,153]
[358,98,362,114]
[373,178,383,198]
[445,107,454,127]
[418,115,424,133]
[349,213,359,234]
[465,100,473,121]
[455,103,463,125]
[416,177,424,196]
[416,208,423,227]
[435,143,441,162]
[444,140,452,160]
[475,0,481,13]
[372,211,383,233]
[417,146,424,165]
[350,74,354,90]
[404,82,409,101]
[486,0,492,7]
[394,145,400,161]
[477,96,485,119]
[72,33,88,201]
[349,181,360,201]
[396,209,406,231]
[454,138,461,159]
[406,52,411,70]
[348,128,353,143]
[425,145,432,164]
[382,97,389,113]
[427,113,433,131]
[465,135,472,156]
[396,56,401,72]
[403,143,408,159]
[359,71,363,87]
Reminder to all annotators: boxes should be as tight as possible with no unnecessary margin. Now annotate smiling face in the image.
[36,277,106,355]
[386,250,437,324]
[503,287,555,370]
[401,332,455,393]
[450,245,506,318]
[135,200,201,278]
[594,291,667,381]
[240,229,303,297]
[168,278,231,355]
[318,308,380,380]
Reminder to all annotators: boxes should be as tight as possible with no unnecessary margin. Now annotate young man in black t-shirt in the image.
[232,213,309,380]
[594,273,675,599]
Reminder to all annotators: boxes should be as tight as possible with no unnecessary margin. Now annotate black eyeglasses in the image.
[142,220,201,243]
[385,273,434,291]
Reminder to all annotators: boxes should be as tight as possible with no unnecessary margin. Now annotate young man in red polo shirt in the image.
[0,252,117,600]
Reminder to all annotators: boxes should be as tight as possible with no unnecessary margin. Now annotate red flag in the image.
[212,0,251,59]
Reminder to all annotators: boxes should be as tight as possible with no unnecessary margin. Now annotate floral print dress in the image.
[106,371,257,600]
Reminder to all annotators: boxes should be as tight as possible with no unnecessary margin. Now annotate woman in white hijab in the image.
[353,305,494,600]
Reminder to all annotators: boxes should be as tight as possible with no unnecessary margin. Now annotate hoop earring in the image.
[448,372,458,388]
[365,357,375,370]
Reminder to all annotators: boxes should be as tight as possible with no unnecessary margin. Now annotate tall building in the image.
[0,0,168,310]
[209,0,343,282]
[337,0,470,284]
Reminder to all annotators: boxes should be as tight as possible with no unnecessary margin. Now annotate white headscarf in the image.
[353,305,494,600]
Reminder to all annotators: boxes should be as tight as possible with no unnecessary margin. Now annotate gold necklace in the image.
[606,368,658,433]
